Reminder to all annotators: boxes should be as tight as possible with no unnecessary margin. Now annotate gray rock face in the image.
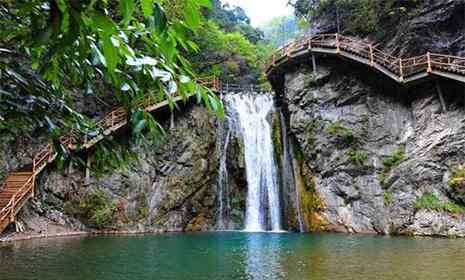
[282,61,465,236]
[5,105,221,236]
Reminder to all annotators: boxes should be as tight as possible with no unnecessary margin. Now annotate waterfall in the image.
[223,93,282,232]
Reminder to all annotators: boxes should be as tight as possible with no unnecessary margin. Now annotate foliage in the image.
[326,121,354,144]
[347,148,368,166]
[290,0,425,37]
[414,192,465,215]
[0,0,223,166]
[384,191,393,206]
[449,164,465,189]
[259,15,302,47]
[70,188,117,229]
[382,146,405,169]
[89,139,139,177]
[414,192,441,210]
[380,146,405,185]
[190,20,273,84]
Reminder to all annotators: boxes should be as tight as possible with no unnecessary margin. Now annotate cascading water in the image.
[223,93,283,232]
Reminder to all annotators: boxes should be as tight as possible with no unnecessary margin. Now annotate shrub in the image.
[325,121,354,144]
[304,74,318,88]
[449,164,465,188]
[382,147,405,169]
[413,192,441,210]
[442,202,465,214]
[347,148,368,166]
[380,146,405,186]
[78,189,117,229]
[414,192,465,215]
[305,119,319,144]
[384,191,393,206]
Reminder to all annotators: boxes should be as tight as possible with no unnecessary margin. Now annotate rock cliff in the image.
[2,105,221,238]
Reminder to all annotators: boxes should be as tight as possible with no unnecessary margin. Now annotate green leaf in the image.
[56,0,70,33]
[102,36,119,73]
[197,0,213,9]
[120,0,135,26]
[152,3,167,33]
[184,0,201,30]
[93,13,117,37]
[141,0,154,17]
[133,119,147,134]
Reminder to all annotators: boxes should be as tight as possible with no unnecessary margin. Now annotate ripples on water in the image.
[1,232,464,280]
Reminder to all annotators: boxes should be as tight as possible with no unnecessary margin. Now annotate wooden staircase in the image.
[0,77,220,234]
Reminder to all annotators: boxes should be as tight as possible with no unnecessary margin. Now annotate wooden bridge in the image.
[0,77,220,234]
[266,33,465,85]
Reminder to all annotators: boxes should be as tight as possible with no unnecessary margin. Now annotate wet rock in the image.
[283,61,465,236]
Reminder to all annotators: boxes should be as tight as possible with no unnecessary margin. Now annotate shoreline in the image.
[2,228,464,243]
[0,229,163,243]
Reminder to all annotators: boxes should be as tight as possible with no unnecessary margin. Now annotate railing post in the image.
[369,45,374,66]
[312,54,317,74]
[399,58,404,82]
[336,33,340,54]
[272,54,276,66]
[308,37,312,50]
[31,175,35,197]
[427,51,432,74]
[10,196,15,222]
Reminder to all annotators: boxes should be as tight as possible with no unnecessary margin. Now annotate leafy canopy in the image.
[0,0,223,164]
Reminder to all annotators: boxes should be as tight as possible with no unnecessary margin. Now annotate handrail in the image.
[266,33,465,84]
[0,76,220,233]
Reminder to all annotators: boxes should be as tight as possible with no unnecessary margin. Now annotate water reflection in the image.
[244,233,285,280]
[1,232,465,280]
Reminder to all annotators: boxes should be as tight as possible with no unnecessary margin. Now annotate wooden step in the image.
[11,172,33,175]
[6,177,32,183]
[5,182,30,186]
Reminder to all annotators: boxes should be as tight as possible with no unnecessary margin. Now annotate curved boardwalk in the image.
[0,78,220,234]
[266,33,465,85]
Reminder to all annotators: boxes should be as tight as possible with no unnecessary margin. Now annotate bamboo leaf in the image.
[120,0,135,26]
[141,0,154,17]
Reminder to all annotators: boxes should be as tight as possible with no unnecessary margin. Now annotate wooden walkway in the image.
[266,33,465,84]
[0,77,220,234]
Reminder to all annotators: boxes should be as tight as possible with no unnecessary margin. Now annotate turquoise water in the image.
[1,232,464,280]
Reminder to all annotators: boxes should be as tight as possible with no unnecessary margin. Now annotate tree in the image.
[0,0,223,164]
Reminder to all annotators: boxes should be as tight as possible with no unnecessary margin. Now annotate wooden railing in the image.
[266,33,465,84]
[0,76,220,234]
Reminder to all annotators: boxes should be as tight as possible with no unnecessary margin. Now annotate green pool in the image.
[1,232,464,280]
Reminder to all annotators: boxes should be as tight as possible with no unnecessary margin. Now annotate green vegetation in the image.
[1,0,280,173]
[449,164,465,188]
[65,188,117,229]
[304,74,320,88]
[347,148,368,166]
[382,147,405,169]
[305,119,319,145]
[1,0,225,169]
[414,192,465,215]
[379,146,405,185]
[260,15,302,47]
[290,0,425,37]
[326,121,354,144]
[384,191,393,206]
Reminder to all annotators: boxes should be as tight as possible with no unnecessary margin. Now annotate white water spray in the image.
[224,94,282,232]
